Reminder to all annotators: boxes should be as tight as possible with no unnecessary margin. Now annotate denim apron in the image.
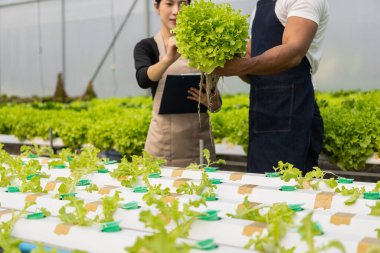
[247,0,323,173]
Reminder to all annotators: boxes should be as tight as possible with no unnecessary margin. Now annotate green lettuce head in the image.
[173,0,249,74]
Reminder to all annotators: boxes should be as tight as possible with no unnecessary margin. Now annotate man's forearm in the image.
[216,43,304,77]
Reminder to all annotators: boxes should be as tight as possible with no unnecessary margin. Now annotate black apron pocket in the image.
[253,83,294,133]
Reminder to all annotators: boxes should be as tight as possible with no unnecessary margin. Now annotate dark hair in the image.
[155,0,191,6]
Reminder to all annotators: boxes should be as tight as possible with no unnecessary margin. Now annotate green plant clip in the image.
[101,221,122,233]
[7,186,20,193]
[313,221,324,236]
[205,167,218,173]
[193,238,218,250]
[27,212,46,220]
[280,185,297,191]
[209,178,222,185]
[28,154,39,159]
[288,204,304,212]
[59,193,77,200]
[337,177,354,184]
[198,210,221,221]
[363,192,380,200]
[104,160,117,165]
[265,172,281,178]
[203,194,218,202]
[26,173,39,180]
[120,201,141,210]
[97,168,109,173]
[52,164,66,169]
[148,173,161,178]
[76,179,91,186]
[133,186,148,193]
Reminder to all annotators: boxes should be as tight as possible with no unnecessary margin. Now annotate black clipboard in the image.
[159,74,207,114]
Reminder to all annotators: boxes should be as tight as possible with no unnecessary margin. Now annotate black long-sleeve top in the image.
[134,37,160,98]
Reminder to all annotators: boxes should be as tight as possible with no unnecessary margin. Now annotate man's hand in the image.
[213,57,248,77]
[214,16,317,77]
[213,39,251,77]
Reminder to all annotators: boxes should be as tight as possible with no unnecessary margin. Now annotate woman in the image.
[134,0,221,167]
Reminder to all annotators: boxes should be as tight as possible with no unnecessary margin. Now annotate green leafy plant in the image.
[1,91,380,171]
[230,199,296,253]
[20,175,48,193]
[48,148,74,168]
[187,149,225,171]
[173,0,249,105]
[97,191,124,223]
[58,197,93,226]
[110,151,165,188]
[19,159,49,193]
[177,149,224,198]
[127,187,206,253]
[56,176,75,195]
[176,170,216,198]
[0,144,22,187]
[298,212,346,253]
[0,202,36,253]
[21,144,54,158]
[320,91,380,170]
[335,186,365,206]
[57,146,102,195]
[373,181,380,192]
[174,0,248,74]
[273,162,337,190]
[84,183,99,193]
[368,201,380,216]
[210,105,249,152]
[38,208,51,217]
[0,145,49,192]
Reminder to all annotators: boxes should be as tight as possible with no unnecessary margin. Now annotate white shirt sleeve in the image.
[278,0,326,25]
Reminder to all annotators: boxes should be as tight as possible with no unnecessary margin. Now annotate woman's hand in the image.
[163,36,180,64]
[187,85,221,112]
[147,36,180,82]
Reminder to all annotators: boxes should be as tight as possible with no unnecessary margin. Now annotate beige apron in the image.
[145,32,215,167]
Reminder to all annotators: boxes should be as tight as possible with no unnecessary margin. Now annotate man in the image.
[215,0,329,173]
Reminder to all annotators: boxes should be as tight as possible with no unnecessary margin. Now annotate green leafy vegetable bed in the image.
[0,90,379,171]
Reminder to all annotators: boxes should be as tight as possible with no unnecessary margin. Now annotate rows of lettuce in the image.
[0,90,379,171]
[212,90,380,171]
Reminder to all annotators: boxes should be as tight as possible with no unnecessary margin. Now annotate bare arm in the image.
[147,37,180,81]
[214,17,318,76]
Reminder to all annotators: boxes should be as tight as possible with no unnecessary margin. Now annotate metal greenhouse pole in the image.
[61,0,66,84]
[109,0,119,96]
[37,0,45,95]
[145,0,151,37]
[89,0,138,84]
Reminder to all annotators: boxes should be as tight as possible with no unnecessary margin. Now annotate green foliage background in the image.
[0,90,379,171]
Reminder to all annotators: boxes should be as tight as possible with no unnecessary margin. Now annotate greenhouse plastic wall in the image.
[0,0,379,98]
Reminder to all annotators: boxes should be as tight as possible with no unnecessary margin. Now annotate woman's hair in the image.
[155,0,191,6]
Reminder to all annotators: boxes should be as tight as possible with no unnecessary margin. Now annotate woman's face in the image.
[155,0,188,31]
